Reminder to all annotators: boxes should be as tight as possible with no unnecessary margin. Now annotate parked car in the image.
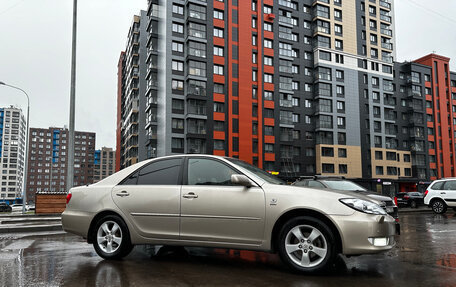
[293,176,399,233]
[424,178,456,214]
[0,203,12,213]
[63,155,397,274]
[396,192,424,208]
[10,204,24,212]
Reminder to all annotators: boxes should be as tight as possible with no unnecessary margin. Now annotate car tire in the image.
[92,215,133,260]
[431,199,447,214]
[410,200,417,208]
[278,216,336,274]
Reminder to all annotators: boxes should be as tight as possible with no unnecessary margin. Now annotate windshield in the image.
[226,158,286,185]
[322,180,367,191]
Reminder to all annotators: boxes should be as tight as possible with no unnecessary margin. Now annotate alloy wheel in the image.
[284,225,328,268]
[433,201,444,213]
[97,221,123,254]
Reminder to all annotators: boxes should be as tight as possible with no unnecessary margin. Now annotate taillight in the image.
[394,196,398,206]
[424,190,429,197]
[66,192,72,204]
[404,195,410,200]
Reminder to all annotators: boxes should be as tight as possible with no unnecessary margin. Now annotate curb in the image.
[0,224,63,234]
[0,218,61,224]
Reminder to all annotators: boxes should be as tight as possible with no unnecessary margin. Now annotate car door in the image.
[111,157,183,239]
[442,180,456,206]
[180,157,266,246]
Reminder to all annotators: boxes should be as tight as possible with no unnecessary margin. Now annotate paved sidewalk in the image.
[0,214,62,233]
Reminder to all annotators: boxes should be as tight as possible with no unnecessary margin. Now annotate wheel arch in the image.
[87,210,129,244]
[270,208,343,254]
[429,197,447,207]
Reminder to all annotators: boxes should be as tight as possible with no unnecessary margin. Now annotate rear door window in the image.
[137,158,183,185]
[121,158,183,185]
[431,181,445,190]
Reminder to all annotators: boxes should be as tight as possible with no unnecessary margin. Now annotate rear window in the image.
[430,181,445,190]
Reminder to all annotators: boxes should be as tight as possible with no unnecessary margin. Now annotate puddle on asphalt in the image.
[436,254,456,269]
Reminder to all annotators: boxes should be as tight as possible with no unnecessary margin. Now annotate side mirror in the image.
[231,174,252,187]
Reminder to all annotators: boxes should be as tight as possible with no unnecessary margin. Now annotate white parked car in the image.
[10,204,29,212]
[424,179,456,214]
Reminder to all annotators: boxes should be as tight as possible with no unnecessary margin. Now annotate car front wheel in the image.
[431,199,447,214]
[278,216,335,274]
[93,215,133,259]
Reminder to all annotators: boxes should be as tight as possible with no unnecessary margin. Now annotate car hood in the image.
[358,191,392,201]
[285,185,384,205]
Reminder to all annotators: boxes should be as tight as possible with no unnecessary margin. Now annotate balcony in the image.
[380,15,392,23]
[381,42,393,50]
[381,28,393,37]
[379,0,391,9]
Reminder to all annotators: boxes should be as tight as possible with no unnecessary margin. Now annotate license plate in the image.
[386,207,394,213]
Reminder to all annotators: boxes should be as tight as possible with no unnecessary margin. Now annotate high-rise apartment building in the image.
[26,127,95,203]
[117,11,149,171]
[94,147,115,182]
[118,1,456,195]
[0,106,26,204]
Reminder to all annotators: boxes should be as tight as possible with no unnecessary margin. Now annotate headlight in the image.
[339,198,387,215]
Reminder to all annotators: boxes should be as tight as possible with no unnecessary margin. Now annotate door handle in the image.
[116,191,130,197]
[440,192,446,195]
[183,192,198,199]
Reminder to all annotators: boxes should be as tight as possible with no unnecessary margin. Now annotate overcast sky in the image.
[1,0,455,150]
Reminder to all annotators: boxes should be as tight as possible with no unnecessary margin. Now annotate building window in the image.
[172,23,184,33]
[376,166,384,175]
[214,65,224,75]
[188,60,206,77]
[214,10,224,20]
[172,60,183,72]
[214,46,224,57]
[321,147,334,157]
[214,83,224,94]
[214,27,224,38]
[188,22,206,38]
[172,4,184,15]
[172,41,184,52]
[264,74,273,83]
[171,79,184,91]
[339,164,347,174]
[322,164,335,173]
[188,41,206,58]
[264,39,273,49]
[189,4,206,20]
[264,56,273,66]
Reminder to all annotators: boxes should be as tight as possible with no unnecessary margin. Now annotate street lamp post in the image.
[67,0,77,192]
[0,81,30,214]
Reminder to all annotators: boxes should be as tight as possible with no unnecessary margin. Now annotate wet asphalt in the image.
[0,213,455,287]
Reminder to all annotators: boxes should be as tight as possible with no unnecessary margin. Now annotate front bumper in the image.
[332,212,397,255]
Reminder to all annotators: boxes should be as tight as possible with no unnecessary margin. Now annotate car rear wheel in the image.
[278,216,335,274]
[93,215,133,259]
[410,200,417,208]
[431,199,447,214]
